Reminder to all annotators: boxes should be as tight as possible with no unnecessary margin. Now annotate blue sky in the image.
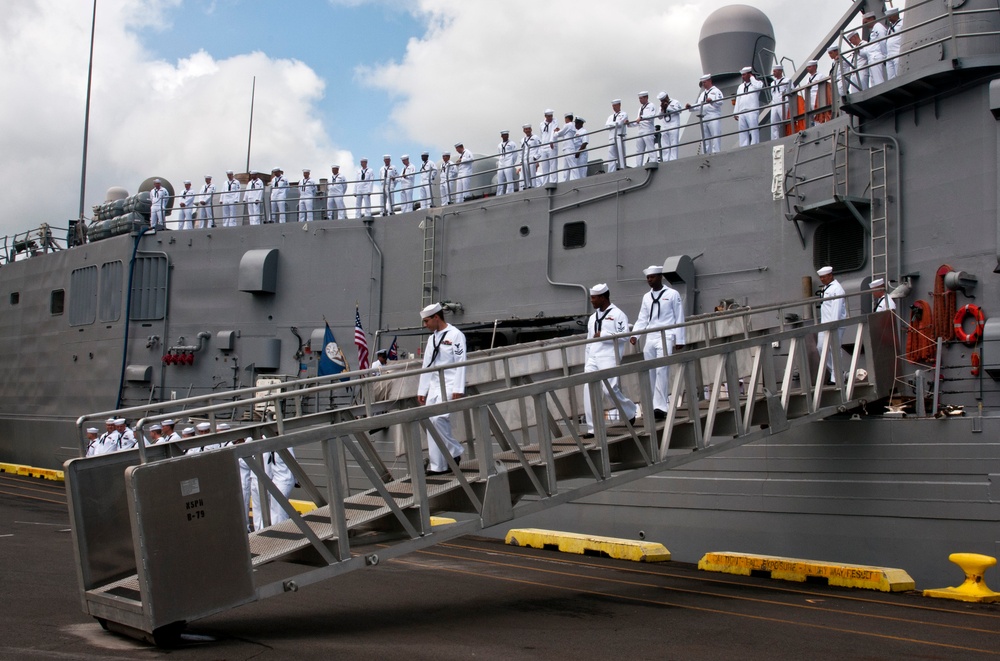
[0,0,853,235]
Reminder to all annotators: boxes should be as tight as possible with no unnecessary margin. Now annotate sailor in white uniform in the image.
[583,284,637,437]
[454,143,473,201]
[326,165,347,219]
[734,67,764,147]
[769,65,790,141]
[270,167,288,223]
[496,130,518,195]
[379,155,398,216]
[657,92,683,161]
[817,265,847,383]
[221,170,242,227]
[416,152,437,210]
[148,179,168,229]
[297,169,316,222]
[871,278,896,312]
[197,175,216,228]
[250,438,296,530]
[398,155,416,212]
[572,117,588,180]
[95,418,120,455]
[633,91,658,164]
[417,303,467,475]
[552,114,577,183]
[845,32,869,91]
[439,152,454,205]
[885,8,902,80]
[114,418,136,451]
[538,110,558,185]
[355,159,373,218]
[630,265,685,418]
[520,125,542,189]
[245,172,264,225]
[175,180,195,230]
[687,75,724,154]
[84,427,102,457]
[605,99,629,171]
[862,12,887,87]
[160,419,181,444]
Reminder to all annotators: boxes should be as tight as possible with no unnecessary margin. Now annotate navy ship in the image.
[4,1,1000,591]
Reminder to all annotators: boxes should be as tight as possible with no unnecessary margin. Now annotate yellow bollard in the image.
[923,553,1000,603]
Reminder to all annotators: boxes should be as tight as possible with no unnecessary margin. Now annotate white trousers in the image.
[583,357,637,433]
[416,184,434,210]
[660,126,680,161]
[327,194,346,219]
[644,335,676,412]
[636,131,656,164]
[271,199,286,223]
[298,198,313,222]
[607,134,626,171]
[424,389,463,472]
[223,203,240,227]
[250,452,295,530]
[703,118,722,154]
[150,206,165,229]
[737,112,760,147]
[355,194,371,217]
[198,203,214,227]
[177,206,193,230]
[496,166,516,195]
[247,203,261,225]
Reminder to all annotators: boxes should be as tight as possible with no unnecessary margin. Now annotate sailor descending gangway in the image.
[66,293,897,644]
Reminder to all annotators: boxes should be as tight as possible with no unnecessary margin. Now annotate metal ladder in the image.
[869,145,888,284]
[833,127,850,198]
[421,214,436,308]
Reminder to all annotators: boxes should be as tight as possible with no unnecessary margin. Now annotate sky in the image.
[0,0,854,238]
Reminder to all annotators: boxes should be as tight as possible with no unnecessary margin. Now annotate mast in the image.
[77,0,97,222]
[245,76,256,173]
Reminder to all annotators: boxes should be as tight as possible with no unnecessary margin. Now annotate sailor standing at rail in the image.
[582,284,637,438]
[355,159,372,217]
[769,65,790,141]
[417,303,467,475]
[416,152,437,210]
[245,171,264,225]
[657,92,683,162]
[454,143,473,202]
[630,266,685,419]
[633,91,658,164]
[734,67,764,147]
[538,110,558,184]
[176,180,195,230]
[439,152,454,205]
[572,117,588,180]
[149,179,168,230]
[605,99,629,171]
[270,167,288,222]
[520,125,541,189]
[197,175,216,228]
[817,266,847,384]
[686,75,724,154]
[496,130,518,196]
[398,155,416,212]
[862,12,887,87]
[379,155,398,216]
[884,8,902,80]
[871,278,896,312]
[326,165,347,219]
[221,170,242,227]
[553,114,577,183]
[297,169,316,222]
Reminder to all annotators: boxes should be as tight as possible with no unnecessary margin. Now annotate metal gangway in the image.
[66,294,896,644]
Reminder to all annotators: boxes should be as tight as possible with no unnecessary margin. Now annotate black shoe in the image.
[581,432,594,439]
[455,454,462,465]
[628,417,636,427]
[653,409,667,421]
[425,469,449,476]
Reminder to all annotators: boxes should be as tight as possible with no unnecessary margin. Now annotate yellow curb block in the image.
[289,499,317,514]
[430,516,457,526]
[505,528,670,562]
[698,552,915,592]
[0,462,64,482]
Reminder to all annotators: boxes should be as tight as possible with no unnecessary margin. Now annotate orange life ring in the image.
[953,304,985,346]
[971,351,981,376]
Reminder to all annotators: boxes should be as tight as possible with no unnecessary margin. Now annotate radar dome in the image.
[698,5,775,87]
[105,186,129,202]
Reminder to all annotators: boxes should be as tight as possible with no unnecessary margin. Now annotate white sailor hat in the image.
[272,166,280,172]
[575,117,585,123]
[162,419,175,427]
[421,302,443,318]
[204,174,212,178]
[700,74,712,82]
[772,63,784,71]
[182,427,195,436]
[611,98,622,104]
[196,422,211,431]
[183,179,191,184]
[382,154,391,159]
[741,66,753,74]
[302,168,311,172]
[657,91,667,100]
[454,142,464,148]
[500,129,509,134]
[217,423,231,431]
[149,423,162,431]
[564,112,574,118]
[886,7,899,16]
[590,283,610,296]
[442,151,451,157]
[827,45,840,54]
[807,59,818,67]
[331,164,339,169]
[817,266,833,276]
[86,427,99,434]
[870,278,885,288]
[643,265,664,276]
[106,417,116,424]
[522,123,532,129]
[638,90,649,96]
[401,154,410,159]
[421,151,429,156]
[360,157,368,162]
[544,108,554,115]
[153,178,161,183]
[226,169,234,174]
[114,418,126,425]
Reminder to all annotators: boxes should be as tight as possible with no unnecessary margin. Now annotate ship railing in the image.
[0,222,76,264]
[65,292,894,639]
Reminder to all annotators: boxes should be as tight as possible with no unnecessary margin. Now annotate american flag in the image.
[387,336,398,360]
[354,307,370,371]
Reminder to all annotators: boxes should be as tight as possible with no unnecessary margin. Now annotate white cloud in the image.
[0,0,351,236]
[358,0,849,155]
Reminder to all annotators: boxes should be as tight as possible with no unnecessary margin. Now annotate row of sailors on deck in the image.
[825,9,903,97]
[85,418,293,532]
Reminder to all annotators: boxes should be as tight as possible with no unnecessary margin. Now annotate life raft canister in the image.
[953,304,985,346]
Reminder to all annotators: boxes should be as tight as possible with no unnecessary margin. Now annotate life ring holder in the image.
[953,304,985,346]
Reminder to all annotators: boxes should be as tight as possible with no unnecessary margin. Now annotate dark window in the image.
[69,266,98,326]
[99,261,123,322]
[9,292,18,305]
[51,289,65,315]
[563,221,587,249]
[813,219,865,273]
[130,255,169,321]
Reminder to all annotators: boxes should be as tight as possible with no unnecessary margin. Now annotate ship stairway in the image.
[66,297,897,645]
[869,144,889,285]
[420,214,436,308]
